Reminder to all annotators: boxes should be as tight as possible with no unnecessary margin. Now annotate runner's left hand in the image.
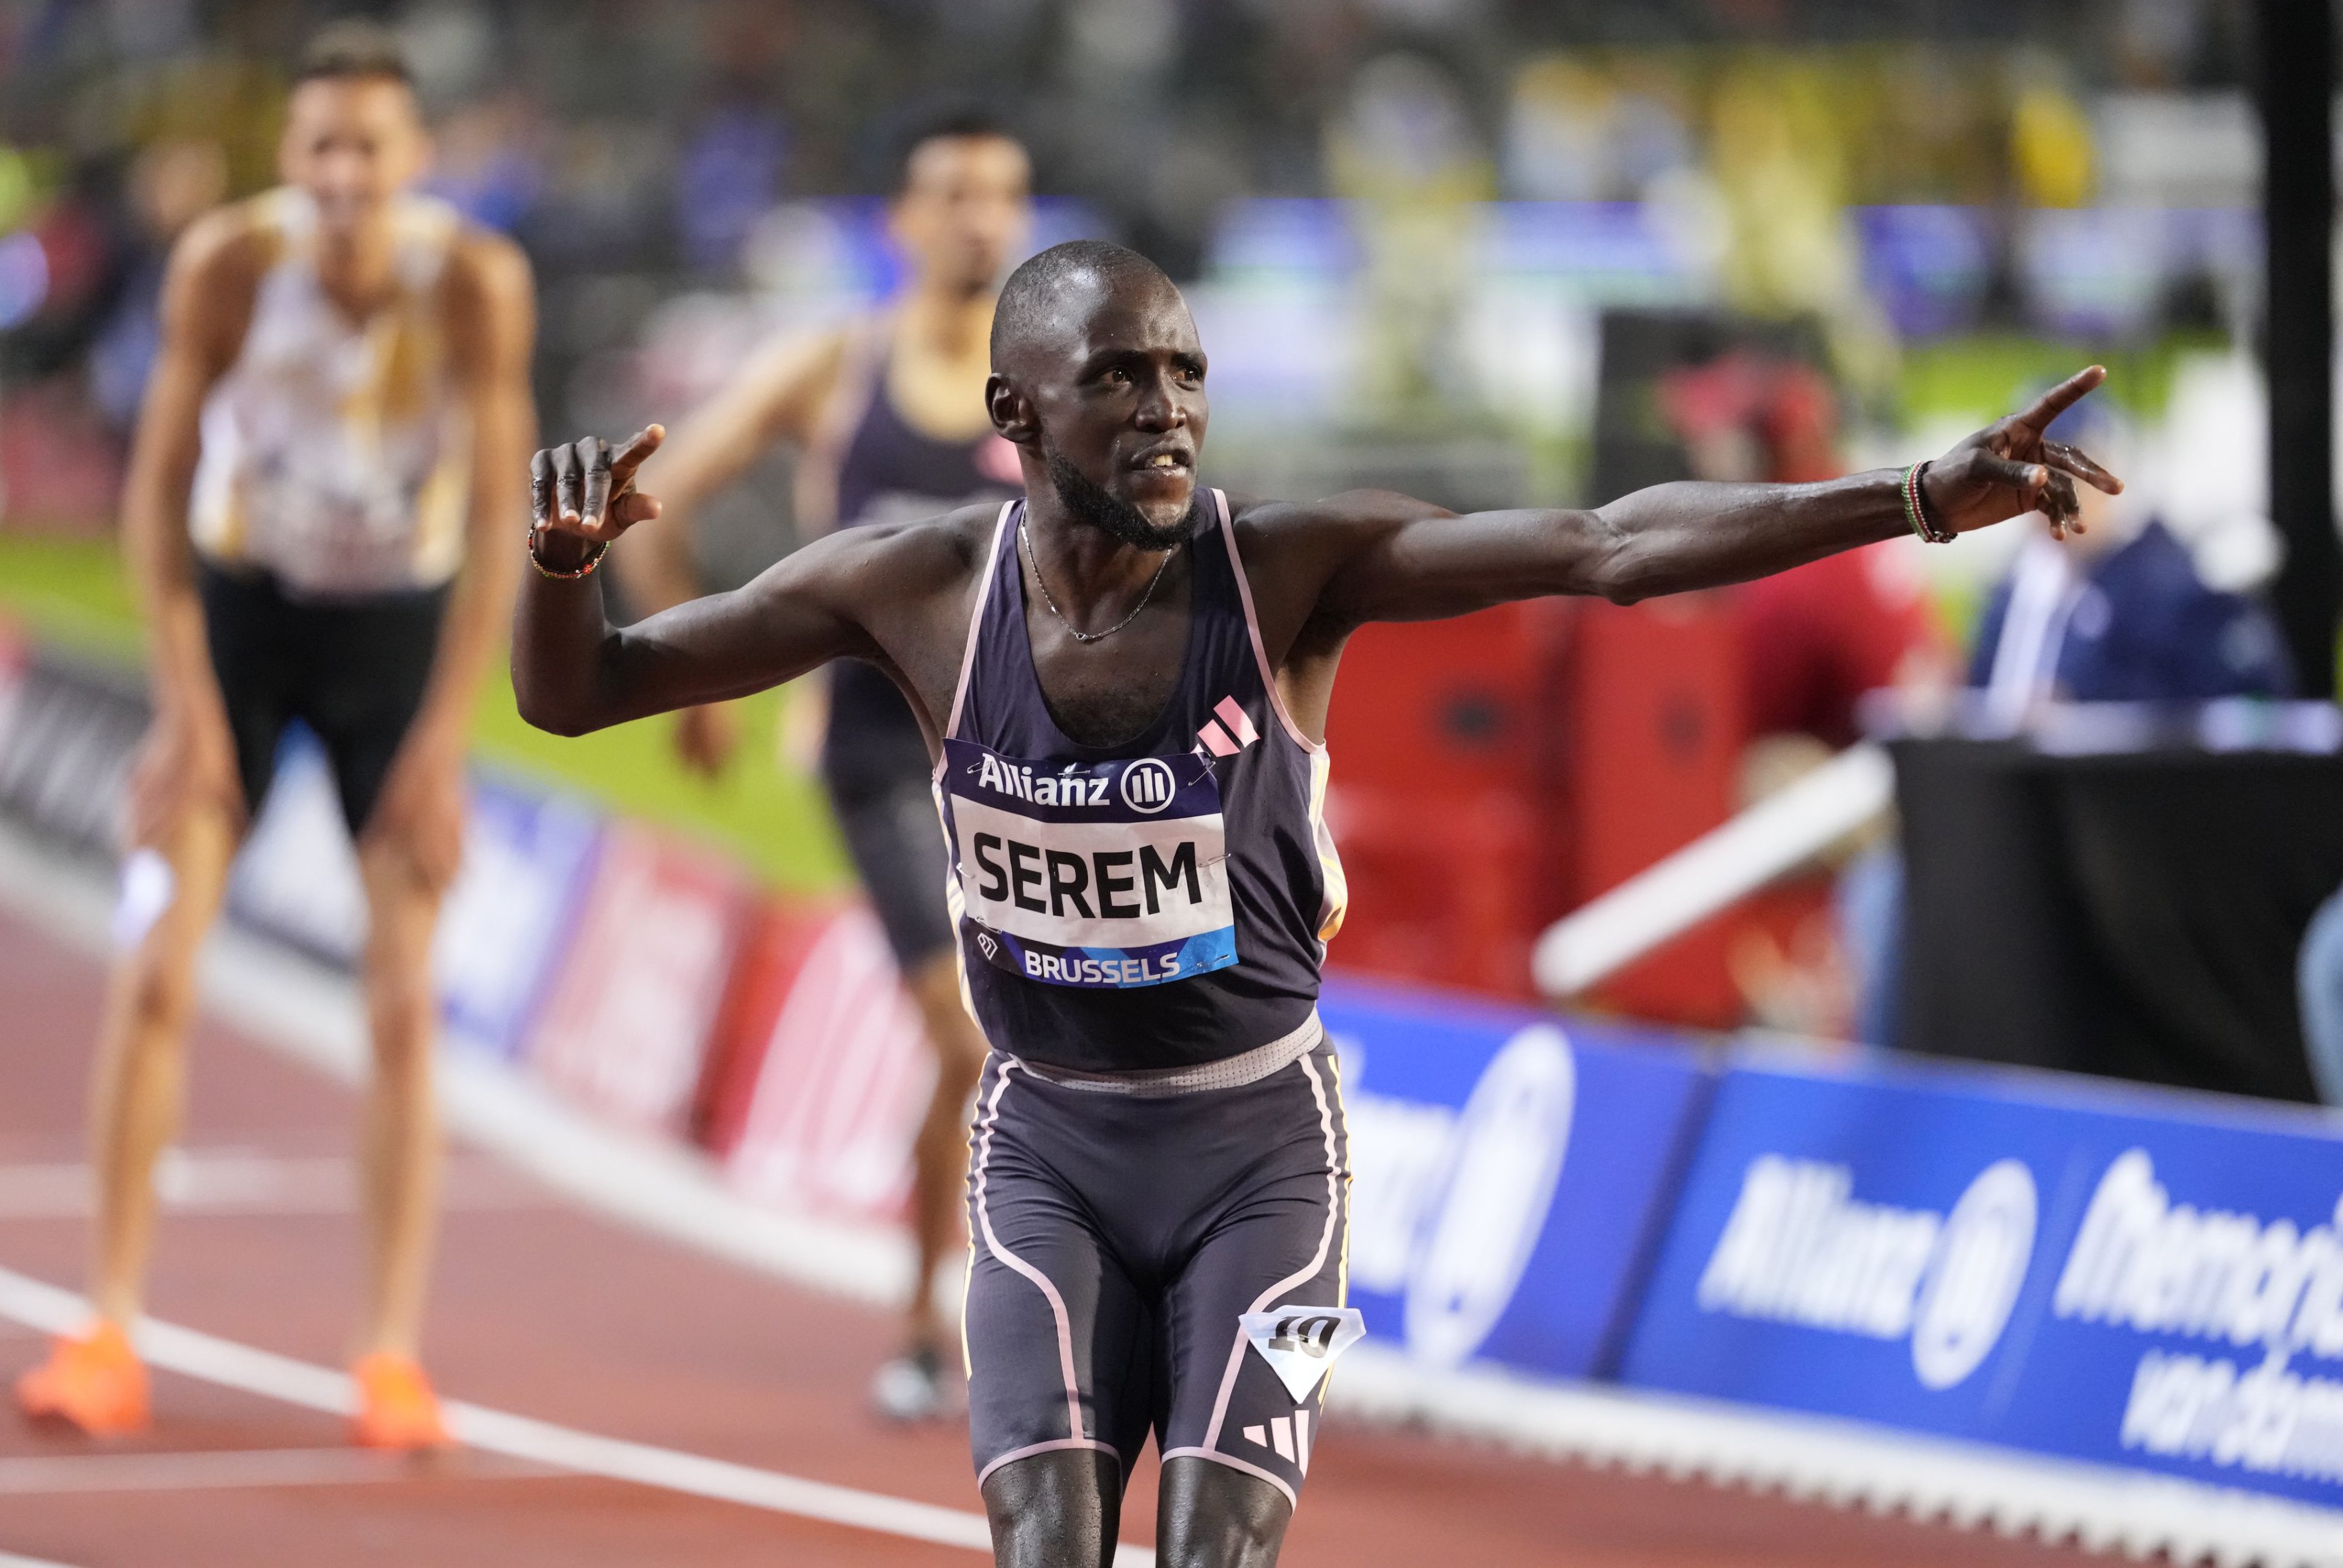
[366,724,468,893]
[1920,365,2123,541]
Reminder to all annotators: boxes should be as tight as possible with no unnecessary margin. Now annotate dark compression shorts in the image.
[196,560,445,835]
[826,770,957,973]
[963,1019,1356,1509]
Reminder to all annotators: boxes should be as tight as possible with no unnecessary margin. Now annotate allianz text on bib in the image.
[942,737,1237,990]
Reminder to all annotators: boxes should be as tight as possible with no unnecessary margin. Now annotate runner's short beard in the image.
[1044,444,1197,552]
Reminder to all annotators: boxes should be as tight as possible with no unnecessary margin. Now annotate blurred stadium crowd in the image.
[0,0,2325,1061]
[0,0,2275,509]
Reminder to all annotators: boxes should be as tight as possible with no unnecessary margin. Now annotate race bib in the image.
[942,737,1237,990]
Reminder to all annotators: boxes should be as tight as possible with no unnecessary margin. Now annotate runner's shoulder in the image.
[1221,488,1456,572]
[804,500,1005,604]
[166,199,278,294]
[444,223,533,309]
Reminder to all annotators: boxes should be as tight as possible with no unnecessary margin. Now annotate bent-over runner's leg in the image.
[88,806,238,1327]
[354,839,444,1363]
[905,947,988,1346]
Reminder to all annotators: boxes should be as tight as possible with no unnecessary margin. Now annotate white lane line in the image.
[0,1446,557,1495]
[0,1149,546,1220]
[0,1265,1155,1565]
[0,1552,83,1568]
[0,825,921,1312]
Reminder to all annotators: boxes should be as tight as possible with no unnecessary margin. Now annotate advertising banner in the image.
[1321,976,1712,1380]
[524,822,754,1135]
[1620,1051,2343,1509]
[433,776,603,1058]
[0,642,149,858]
[225,727,367,964]
[713,900,935,1224]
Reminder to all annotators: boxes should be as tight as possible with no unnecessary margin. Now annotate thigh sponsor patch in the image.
[1240,1306,1367,1401]
[941,737,1237,990]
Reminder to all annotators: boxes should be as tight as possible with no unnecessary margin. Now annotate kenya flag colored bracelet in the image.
[1902,460,1956,544]
[527,526,610,580]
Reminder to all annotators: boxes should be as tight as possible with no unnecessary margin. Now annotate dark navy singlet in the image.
[935,491,1348,1073]
[823,339,1020,794]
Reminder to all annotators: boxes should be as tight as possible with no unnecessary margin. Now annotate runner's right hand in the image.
[124,705,244,850]
[529,425,665,545]
[673,702,742,778]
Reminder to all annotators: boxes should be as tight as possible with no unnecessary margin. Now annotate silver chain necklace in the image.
[1020,519,1176,645]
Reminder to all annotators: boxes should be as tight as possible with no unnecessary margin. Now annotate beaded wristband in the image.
[1902,460,1956,545]
[527,525,610,580]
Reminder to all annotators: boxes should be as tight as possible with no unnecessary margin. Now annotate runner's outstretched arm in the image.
[1289,366,2122,631]
[512,429,936,736]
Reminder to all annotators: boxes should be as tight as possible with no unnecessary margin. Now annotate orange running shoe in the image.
[15,1321,150,1436]
[350,1353,450,1451]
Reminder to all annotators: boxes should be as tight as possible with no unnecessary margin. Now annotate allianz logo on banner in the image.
[1341,1024,1575,1368]
[2058,1150,2343,1487]
[1696,1144,2343,1489]
[1695,1155,2039,1390]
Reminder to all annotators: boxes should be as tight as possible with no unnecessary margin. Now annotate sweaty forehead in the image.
[998,266,1196,380]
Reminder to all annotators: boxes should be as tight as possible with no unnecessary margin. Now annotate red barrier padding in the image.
[699,899,935,1225]
[525,821,755,1136]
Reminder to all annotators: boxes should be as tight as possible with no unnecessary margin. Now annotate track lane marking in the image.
[0,1265,1155,1564]
[0,1552,82,1568]
[0,1446,557,1495]
[0,1149,545,1220]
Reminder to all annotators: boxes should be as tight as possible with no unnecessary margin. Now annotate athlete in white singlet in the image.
[14,24,538,1449]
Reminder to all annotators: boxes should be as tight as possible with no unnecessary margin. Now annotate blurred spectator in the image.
[678,105,788,279]
[2006,55,2096,208]
[1504,55,1695,203]
[1662,355,1952,752]
[1325,51,1492,423]
[88,137,225,429]
[2303,884,2343,1107]
[424,91,544,235]
[1968,400,2296,731]
[1660,351,1949,1042]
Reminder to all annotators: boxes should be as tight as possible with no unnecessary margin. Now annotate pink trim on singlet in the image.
[1211,490,1321,754]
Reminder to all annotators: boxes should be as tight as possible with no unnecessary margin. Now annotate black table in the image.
[1894,734,2343,1102]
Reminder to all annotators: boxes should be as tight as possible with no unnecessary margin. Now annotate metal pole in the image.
[2259,0,2340,699]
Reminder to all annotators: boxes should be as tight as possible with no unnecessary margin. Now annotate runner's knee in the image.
[119,953,200,1040]
[981,1446,1121,1568]
[360,954,437,1068]
[1156,1457,1291,1568]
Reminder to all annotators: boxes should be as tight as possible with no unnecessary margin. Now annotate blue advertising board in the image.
[1620,1048,2343,1508]
[1320,976,1711,1381]
[432,773,603,1059]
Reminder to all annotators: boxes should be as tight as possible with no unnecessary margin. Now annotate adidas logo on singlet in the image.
[1194,696,1259,761]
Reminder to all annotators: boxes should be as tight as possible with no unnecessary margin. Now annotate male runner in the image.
[515,241,2115,1564]
[15,25,535,1449]
[617,112,1028,1418]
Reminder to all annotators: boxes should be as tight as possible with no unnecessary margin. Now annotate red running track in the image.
[0,902,2115,1567]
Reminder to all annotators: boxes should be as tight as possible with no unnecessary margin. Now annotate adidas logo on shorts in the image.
[1241,1410,1312,1471]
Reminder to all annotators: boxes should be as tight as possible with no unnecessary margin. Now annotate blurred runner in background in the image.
[14,22,537,1449]
[618,109,1030,1421]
